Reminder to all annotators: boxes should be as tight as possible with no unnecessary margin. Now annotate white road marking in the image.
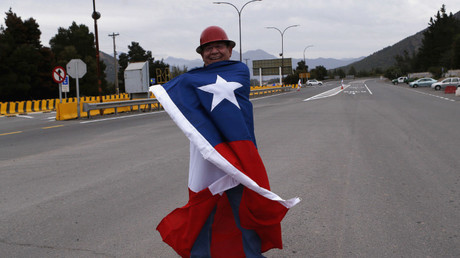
[80,111,166,124]
[16,115,34,119]
[364,84,373,95]
[411,90,456,102]
[303,85,349,102]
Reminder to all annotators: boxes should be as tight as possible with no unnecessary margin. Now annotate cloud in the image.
[1,0,460,60]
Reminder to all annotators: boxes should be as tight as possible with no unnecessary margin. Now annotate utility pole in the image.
[109,33,120,94]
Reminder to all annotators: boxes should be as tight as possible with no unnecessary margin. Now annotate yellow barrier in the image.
[0,102,6,115]
[8,102,17,114]
[56,102,78,120]
[34,100,42,112]
[2,89,283,118]
[0,93,132,117]
[25,101,32,113]
[55,97,137,120]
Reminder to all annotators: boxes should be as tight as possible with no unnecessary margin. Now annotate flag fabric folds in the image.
[151,60,300,257]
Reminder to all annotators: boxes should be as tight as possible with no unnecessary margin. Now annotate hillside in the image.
[100,51,117,85]
[341,31,424,72]
[342,10,460,72]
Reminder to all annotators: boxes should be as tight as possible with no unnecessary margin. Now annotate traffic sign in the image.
[52,66,67,83]
[62,75,70,93]
[66,59,87,79]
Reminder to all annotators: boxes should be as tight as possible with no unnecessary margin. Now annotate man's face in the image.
[201,41,233,66]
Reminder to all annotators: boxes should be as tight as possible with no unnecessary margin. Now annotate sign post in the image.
[61,75,70,101]
[253,58,292,86]
[52,66,66,103]
[66,59,87,118]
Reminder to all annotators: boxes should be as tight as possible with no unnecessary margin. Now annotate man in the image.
[196,26,235,66]
[151,26,299,258]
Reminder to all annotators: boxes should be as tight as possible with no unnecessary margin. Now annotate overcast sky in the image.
[2,0,460,61]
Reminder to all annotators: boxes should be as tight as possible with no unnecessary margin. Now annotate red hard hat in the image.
[196,26,236,54]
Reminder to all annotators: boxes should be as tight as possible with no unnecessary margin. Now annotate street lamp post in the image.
[266,25,299,84]
[213,0,262,62]
[303,45,313,82]
[92,0,102,103]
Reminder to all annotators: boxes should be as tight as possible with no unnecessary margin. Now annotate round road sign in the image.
[52,66,67,83]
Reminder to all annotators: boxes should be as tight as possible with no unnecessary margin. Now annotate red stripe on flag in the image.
[156,188,220,257]
[215,140,270,189]
[215,140,286,251]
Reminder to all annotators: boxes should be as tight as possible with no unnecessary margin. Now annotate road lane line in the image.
[0,131,23,136]
[411,90,456,102]
[42,125,64,129]
[364,84,373,95]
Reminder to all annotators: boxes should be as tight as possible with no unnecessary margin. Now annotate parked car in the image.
[392,76,408,84]
[307,79,322,86]
[430,77,460,90]
[409,78,437,88]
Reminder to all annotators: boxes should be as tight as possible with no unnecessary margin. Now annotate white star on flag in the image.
[198,75,243,111]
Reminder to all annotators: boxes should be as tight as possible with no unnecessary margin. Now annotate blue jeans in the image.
[190,184,264,258]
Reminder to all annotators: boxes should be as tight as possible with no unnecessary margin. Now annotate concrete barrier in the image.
[0,102,7,115]
[8,102,18,114]
[0,93,131,117]
[56,102,79,120]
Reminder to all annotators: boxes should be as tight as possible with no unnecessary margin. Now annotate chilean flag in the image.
[151,60,300,257]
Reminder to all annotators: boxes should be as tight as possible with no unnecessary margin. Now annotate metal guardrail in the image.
[250,86,291,97]
[82,98,160,118]
[83,86,291,118]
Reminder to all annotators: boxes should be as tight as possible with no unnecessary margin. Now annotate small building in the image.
[445,69,460,77]
[408,72,433,79]
[124,61,149,99]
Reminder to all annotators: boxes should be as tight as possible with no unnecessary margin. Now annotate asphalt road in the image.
[0,79,459,257]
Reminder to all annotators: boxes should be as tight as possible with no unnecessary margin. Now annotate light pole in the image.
[266,25,299,84]
[92,0,102,103]
[213,0,262,62]
[303,45,313,82]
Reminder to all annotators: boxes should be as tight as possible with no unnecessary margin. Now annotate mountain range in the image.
[101,49,364,84]
[163,49,364,76]
[101,10,460,83]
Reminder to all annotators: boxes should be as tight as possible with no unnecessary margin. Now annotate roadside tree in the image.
[117,42,169,91]
[0,9,55,101]
[414,5,460,71]
[49,22,108,96]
